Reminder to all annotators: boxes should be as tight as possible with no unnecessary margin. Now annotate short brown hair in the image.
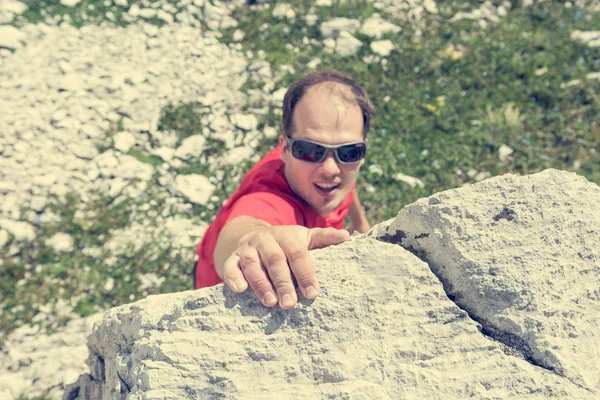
[282,70,374,138]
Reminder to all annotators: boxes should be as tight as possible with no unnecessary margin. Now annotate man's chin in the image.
[313,197,344,218]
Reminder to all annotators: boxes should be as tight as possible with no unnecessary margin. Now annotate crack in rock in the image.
[375,233,595,395]
[368,170,600,394]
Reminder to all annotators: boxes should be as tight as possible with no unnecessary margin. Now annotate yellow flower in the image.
[423,103,437,113]
[436,96,446,107]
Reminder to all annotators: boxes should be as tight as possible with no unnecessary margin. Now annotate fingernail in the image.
[226,279,238,291]
[263,291,277,306]
[305,285,318,299]
[281,294,294,308]
[235,278,247,291]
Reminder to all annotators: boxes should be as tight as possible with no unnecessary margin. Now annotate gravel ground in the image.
[1,0,599,398]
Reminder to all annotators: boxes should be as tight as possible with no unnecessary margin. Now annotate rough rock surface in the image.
[66,169,600,399]
[370,169,600,394]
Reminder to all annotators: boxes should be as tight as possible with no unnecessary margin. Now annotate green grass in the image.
[221,1,600,223]
[1,0,599,365]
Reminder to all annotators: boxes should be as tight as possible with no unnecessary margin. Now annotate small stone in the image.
[139,8,157,19]
[571,30,600,47]
[175,174,214,205]
[3,0,28,15]
[223,146,253,165]
[230,113,258,131]
[272,3,295,20]
[232,29,244,41]
[143,23,159,36]
[156,9,174,23]
[586,72,600,80]
[335,31,362,56]
[113,131,136,153]
[128,4,140,16]
[152,147,175,162]
[304,14,318,26]
[116,155,154,180]
[0,219,35,241]
[498,144,513,161]
[369,164,383,176]
[30,196,47,212]
[423,0,438,14]
[60,0,81,6]
[47,232,75,252]
[174,135,206,160]
[320,18,361,39]
[360,17,400,39]
[393,173,425,188]
[307,58,321,69]
[474,171,491,182]
[270,87,287,106]
[371,40,394,57]
[0,26,26,49]
[0,229,9,248]
[264,127,278,138]
[104,278,115,291]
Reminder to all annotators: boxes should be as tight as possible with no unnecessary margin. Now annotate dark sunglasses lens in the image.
[292,141,326,162]
[338,143,366,163]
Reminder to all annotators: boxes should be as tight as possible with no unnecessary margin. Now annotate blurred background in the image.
[0,0,598,382]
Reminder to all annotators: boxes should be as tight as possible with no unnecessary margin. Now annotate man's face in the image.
[280,84,366,217]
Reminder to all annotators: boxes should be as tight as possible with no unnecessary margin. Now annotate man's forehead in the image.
[305,81,355,101]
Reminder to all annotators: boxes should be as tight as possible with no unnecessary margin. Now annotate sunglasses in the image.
[285,136,367,164]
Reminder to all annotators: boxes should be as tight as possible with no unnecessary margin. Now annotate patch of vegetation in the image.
[157,102,205,147]
[0,191,196,341]
[223,1,600,223]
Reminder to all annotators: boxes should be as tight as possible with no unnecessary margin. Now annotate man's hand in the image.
[221,225,349,309]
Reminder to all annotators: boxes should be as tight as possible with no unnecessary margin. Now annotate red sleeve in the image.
[225,192,305,226]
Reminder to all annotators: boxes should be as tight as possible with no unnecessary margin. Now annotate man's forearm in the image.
[213,216,271,279]
[348,190,370,233]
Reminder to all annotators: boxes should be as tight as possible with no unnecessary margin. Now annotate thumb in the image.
[307,227,350,250]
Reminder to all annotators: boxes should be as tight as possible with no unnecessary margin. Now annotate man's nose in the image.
[319,151,341,175]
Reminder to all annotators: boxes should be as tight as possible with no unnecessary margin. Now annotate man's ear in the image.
[279,135,288,161]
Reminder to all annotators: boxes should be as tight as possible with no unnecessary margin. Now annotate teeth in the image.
[315,183,339,189]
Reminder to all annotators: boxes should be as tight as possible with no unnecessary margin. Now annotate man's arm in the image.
[347,190,370,234]
[214,216,349,309]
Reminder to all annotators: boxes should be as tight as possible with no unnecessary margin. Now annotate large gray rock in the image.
[66,172,600,399]
[64,169,599,399]
[370,169,600,394]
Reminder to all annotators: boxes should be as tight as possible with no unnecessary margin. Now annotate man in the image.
[195,70,372,309]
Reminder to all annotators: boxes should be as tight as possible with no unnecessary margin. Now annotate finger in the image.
[277,232,319,301]
[238,241,279,308]
[253,233,297,309]
[307,227,350,250]
[222,254,248,293]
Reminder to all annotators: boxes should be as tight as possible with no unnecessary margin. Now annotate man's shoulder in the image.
[239,145,286,190]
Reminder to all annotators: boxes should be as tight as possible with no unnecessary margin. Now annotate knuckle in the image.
[286,248,307,264]
[251,278,273,295]
[264,251,286,266]
[269,274,292,291]
[238,254,257,271]
[293,269,316,286]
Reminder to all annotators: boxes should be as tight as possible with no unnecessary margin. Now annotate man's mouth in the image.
[314,182,341,194]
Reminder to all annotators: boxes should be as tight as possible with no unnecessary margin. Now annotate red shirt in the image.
[195,145,353,289]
